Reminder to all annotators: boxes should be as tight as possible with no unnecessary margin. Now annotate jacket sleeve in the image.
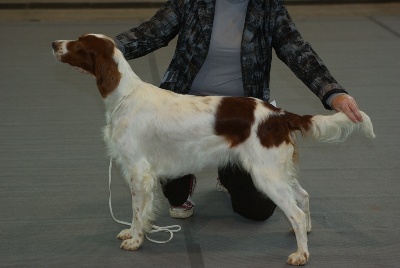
[272,5,347,110]
[114,0,183,60]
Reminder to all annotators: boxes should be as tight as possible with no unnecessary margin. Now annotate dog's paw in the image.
[117,229,133,240]
[120,237,143,251]
[287,251,309,266]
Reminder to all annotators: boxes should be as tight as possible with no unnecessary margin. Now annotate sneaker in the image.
[169,197,195,218]
[216,177,228,193]
[169,175,196,219]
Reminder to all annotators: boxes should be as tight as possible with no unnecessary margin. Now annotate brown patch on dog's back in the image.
[215,97,257,147]
[285,112,313,134]
[257,114,291,148]
[257,112,313,148]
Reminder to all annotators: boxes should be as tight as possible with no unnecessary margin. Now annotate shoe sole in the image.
[169,208,194,219]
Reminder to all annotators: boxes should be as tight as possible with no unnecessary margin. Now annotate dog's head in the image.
[52,34,121,98]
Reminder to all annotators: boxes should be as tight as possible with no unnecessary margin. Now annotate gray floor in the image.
[1,4,400,268]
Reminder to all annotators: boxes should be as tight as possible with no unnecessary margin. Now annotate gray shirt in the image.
[189,0,249,96]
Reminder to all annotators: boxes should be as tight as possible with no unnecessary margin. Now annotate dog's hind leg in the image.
[118,163,156,251]
[250,166,309,266]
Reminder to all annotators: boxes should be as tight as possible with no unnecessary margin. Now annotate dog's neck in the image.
[103,48,142,118]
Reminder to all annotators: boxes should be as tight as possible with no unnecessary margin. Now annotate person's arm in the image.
[272,4,345,108]
[272,5,362,122]
[114,0,184,60]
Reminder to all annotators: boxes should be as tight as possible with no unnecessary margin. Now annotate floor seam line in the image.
[368,15,400,39]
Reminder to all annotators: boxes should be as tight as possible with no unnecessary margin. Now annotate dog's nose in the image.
[52,41,59,50]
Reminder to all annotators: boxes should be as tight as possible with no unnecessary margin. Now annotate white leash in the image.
[108,156,181,244]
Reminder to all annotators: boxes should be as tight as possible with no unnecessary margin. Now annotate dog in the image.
[52,34,375,265]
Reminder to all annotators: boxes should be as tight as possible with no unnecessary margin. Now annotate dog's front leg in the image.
[118,189,145,251]
[117,166,155,251]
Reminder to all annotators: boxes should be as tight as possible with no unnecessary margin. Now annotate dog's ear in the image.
[94,54,121,98]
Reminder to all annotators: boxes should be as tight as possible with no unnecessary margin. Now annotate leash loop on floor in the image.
[108,158,181,244]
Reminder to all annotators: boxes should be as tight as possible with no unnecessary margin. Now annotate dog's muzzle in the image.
[52,40,65,60]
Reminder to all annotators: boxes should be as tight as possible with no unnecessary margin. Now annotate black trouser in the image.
[161,164,277,221]
[161,174,194,207]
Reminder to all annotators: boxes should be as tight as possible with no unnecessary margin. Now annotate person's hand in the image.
[331,94,363,123]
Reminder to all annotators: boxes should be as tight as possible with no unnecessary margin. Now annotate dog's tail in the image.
[287,111,375,143]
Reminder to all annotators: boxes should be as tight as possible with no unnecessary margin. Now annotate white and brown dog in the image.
[52,34,375,266]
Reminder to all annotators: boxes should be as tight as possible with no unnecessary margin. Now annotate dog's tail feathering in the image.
[289,111,375,143]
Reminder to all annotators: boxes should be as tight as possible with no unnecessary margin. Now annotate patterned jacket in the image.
[115,0,347,109]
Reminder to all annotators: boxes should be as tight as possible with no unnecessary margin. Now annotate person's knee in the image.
[231,196,277,221]
[219,164,277,221]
